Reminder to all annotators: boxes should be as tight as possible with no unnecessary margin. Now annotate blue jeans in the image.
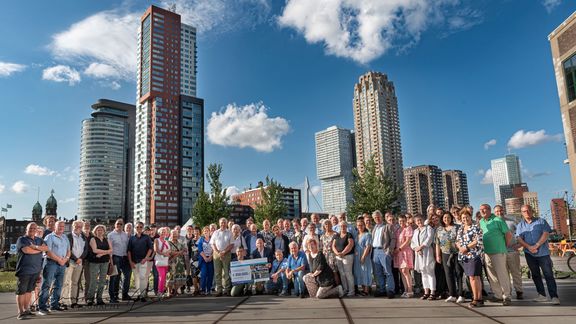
[109,256,132,300]
[291,270,306,296]
[266,272,288,293]
[373,249,395,294]
[38,261,66,310]
[525,253,558,298]
[199,260,214,293]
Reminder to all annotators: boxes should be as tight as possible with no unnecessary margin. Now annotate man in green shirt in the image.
[479,204,512,306]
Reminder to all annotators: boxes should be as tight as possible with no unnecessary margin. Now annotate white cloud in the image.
[0,61,26,77]
[0,183,5,194]
[42,65,81,85]
[483,139,496,150]
[24,164,58,176]
[59,197,76,204]
[226,186,241,197]
[207,102,290,152]
[542,0,562,13]
[311,185,321,196]
[507,129,563,149]
[278,0,483,64]
[49,10,139,80]
[480,168,492,184]
[11,181,29,194]
[84,62,121,78]
[162,0,271,34]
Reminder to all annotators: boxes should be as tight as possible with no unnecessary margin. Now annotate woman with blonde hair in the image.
[411,215,436,300]
[154,227,171,297]
[86,225,112,305]
[167,229,186,297]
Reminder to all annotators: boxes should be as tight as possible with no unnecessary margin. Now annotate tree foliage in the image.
[190,163,232,227]
[347,156,403,218]
[254,176,287,226]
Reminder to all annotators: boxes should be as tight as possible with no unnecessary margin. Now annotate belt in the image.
[374,247,383,250]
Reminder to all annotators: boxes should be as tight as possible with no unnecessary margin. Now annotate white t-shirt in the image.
[209,229,233,251]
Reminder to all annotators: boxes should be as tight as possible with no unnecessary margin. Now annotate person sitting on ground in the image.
[231,246,252,297]
[267,249,289,295]
[303,239,344,299]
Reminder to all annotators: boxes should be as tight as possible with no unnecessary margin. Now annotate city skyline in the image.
[1,1,575,222]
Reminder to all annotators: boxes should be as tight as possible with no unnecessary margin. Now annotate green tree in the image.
[190,163,232,227]
[347,156,403,217]
[254,176,287,225]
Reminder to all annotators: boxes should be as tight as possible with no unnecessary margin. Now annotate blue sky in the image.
[0,0,575,222]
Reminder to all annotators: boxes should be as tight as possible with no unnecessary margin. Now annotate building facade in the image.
[134,5,203,226]
[442,170,469,210]
[491,154,522,205]
[315,126,356,216]
[232,187,302,219]
[550,13,576,195]
[404,165,444,216]
[522,191,540,217]
[78,99,135,223]
[551,198,570,237]
[353,72,405,210]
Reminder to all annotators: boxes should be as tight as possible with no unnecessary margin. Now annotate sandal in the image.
[420,294,430,300]
[428,294,437,301]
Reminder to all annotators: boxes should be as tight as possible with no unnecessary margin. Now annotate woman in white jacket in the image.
[411,215,436,300]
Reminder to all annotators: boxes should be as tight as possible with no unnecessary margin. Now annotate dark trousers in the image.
[441,253,463,297]
[525,253,558,298]
[392,267,403,294]
[109,255,132,300]
[435,261,447,296]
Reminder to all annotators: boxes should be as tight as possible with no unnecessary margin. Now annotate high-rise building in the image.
[315,126,356,215]
[442,170,469,210]
[522,191,540,217]
[404,165,444,215]
[232,187,302,219]
[491,154,522,205]
[499,183,529,213]
[79,99,135,223]
[504,197,523,220]
[353,72,405,210]
[550,13,576,194]
[134,5,204,226]
[551,198,570,237]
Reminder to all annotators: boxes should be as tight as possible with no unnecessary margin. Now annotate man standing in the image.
[62,221,88,308]
[128,221,153,302]
[494,205,523,300]
[81,221,92,303]
[479,204,512,306]
[371,210,396,298]
[516,205,560,305]
[310,213,323,235]
[108,218,131,303]
[245,224,263,256]
[210,218,233,296]
[15,223,48,320]
[38,221,70,315]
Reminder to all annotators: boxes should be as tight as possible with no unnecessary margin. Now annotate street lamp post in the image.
[565,191,572,242]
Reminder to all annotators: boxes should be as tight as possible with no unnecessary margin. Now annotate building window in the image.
[564,54,576,102]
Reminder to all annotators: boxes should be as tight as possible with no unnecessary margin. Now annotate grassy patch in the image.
[0,271,17,292]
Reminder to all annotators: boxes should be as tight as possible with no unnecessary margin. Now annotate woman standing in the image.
[332,221,355,297]
[187,227,201,295]
[154,227,171,297]
[320,220,339,284]
[456,211,484,307]
[302,223,320,254]
[86,225,112,305]
[167,229,187,297]
[303,239,344,299]
[411,215,436,300]
[436,212,464,303]
[197,226,214,296]
[353,217,372,296]
[394,215,414,298]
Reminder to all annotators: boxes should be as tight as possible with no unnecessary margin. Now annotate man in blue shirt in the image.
[515,204,559,305]
[286,242,308,297]
[38,221,70,315]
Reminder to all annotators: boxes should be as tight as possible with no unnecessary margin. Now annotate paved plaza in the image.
[0,278,574,324]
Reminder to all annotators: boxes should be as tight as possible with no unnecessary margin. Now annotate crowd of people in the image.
[13,203,561,320]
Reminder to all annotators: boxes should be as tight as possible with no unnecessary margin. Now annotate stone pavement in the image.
[0,278,575,324]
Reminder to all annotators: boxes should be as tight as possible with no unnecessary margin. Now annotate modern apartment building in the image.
[232,187,302,219]
[78,99,135,222]
[353,72,405,210]
[491,154,522,205]
[404,165,444,215]
[315,126,356,216]
[551,198,570,237]
[442,170,469,210]
[550,13,576,194]
[522,191,540,217]
[134,5,204,226]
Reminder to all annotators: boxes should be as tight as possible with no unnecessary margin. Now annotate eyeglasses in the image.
[136,226,143,228]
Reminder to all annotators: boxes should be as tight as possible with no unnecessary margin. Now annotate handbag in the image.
[155,240,169,267]
[107,261,118,276]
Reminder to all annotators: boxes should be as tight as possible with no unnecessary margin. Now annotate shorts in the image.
[16,273,39,295]
[460,257,483,277]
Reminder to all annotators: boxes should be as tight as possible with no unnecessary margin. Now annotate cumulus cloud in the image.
[49,10,139,80]
[59,197,76,204]
[226,186,241,197]
[0,61,26,77]
[507,129,563,149]
[278,0,483,64]
[311,185,321,196]
[24,164,58,176]
[207,102,290,152]
[483,139,496,150]
[0,183,5,194]
[11,181,29,194]
[480,168,492,184]
[42,65,81,85]
[542,0,562,13]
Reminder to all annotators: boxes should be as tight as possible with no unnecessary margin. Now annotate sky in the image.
[0,0,575,223]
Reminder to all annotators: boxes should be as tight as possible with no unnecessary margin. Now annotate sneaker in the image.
[516,292,524,300]
[445,296,457,302]
[532,295,549,302]
[456,296,466,304]
[22,310,34,316]
[17,313,25,320]
[400,292,407,298]
[337,286,345,298]
[502,298,512,306]
[550,297,560,305]
[37,309,49,316]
